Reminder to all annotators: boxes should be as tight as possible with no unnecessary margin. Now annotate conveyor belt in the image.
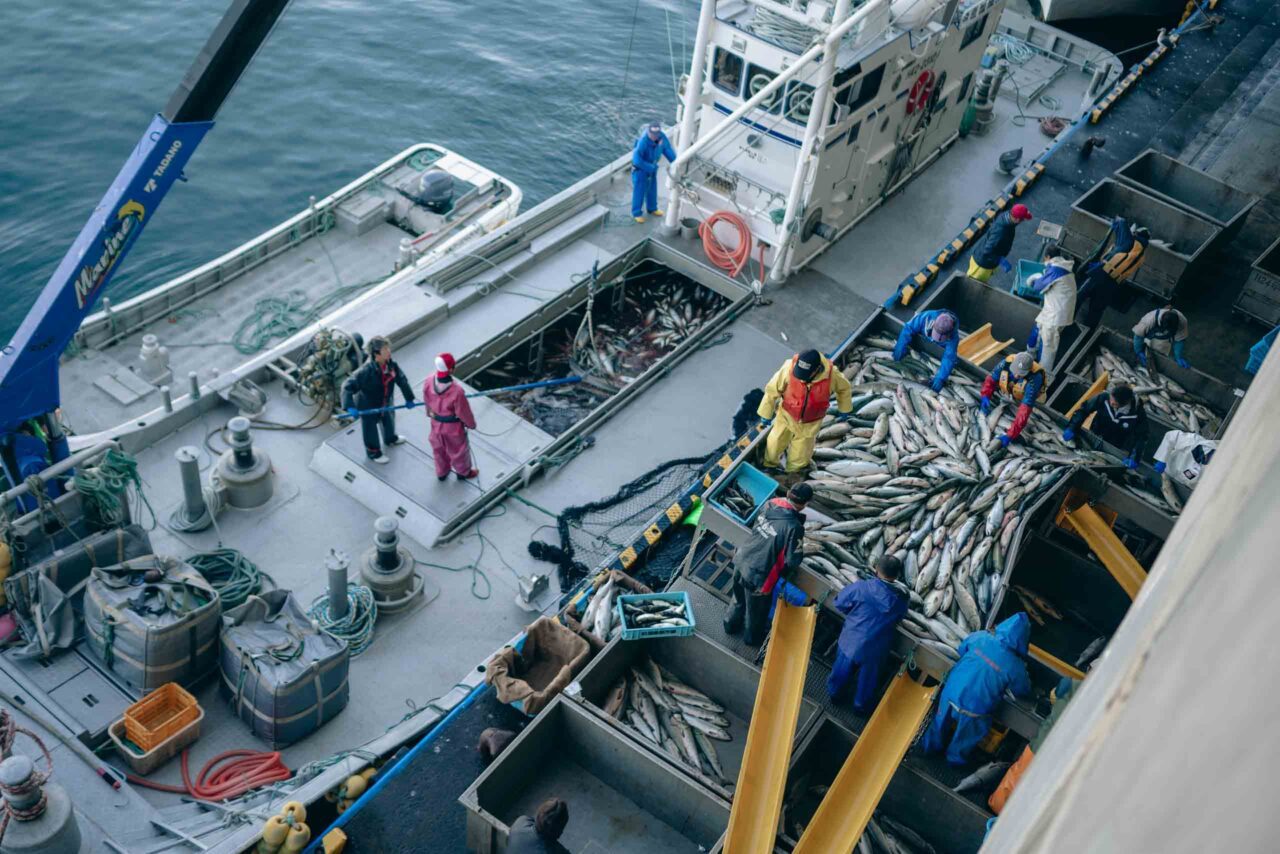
[1062,503,1148,599]
[722,600,816,854]
[793,671,937,854]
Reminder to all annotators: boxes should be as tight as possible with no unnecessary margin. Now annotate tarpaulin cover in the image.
[485,617,589,716]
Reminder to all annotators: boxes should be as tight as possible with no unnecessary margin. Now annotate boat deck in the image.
[10,2,1279,850]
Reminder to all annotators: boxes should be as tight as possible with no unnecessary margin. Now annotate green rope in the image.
[187,548,273,610]
[72,449,156,529]
[307,583,378,656]
[230,281,381,355]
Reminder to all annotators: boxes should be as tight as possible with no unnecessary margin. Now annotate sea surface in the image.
[0,0,695,339]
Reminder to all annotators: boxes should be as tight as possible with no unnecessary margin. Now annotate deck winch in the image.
[358,516,423,613]
[216,416,274,509]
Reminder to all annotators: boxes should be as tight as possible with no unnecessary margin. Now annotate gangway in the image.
[1061,501,1147,599]
[722,600,817,854]
[793,670,937,853]
[1029,643,1087,680]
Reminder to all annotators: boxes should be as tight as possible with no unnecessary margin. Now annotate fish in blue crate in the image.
[621,597,691,629]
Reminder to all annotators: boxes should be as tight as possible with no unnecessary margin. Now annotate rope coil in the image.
[0,710,54,845]
[307,583,377,656]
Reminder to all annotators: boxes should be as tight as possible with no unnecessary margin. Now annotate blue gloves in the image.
[1136,352,1148,368]
[1175,357,1191,369]
[930,375,946,392]
[998,435,1012,448]
[1154,460,1167,474]
[1124,455,1139,470]
[759,417,773,429]
[405,400,419,409]
[980,396,992,414]
[892,344,906,362]
[998,257,1013,273]
[346,407,359,418]
[1062,427,1075,441]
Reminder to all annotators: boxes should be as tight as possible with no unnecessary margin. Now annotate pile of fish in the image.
[617,596,692,631]
[476,277,727,434]
[1092,346,1222,435]
[601,656,733,789]
[795,337,1111,655]
[578,576,624,643]
[714,480,760,521]
[781,771,936,854]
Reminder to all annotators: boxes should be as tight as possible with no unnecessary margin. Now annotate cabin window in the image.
[712,48,745,96]
[846,121,861,145]
[960,14,988,50]
[957,71,974,105]
[785,82,816,125]
[745,63,783,113]
[836,64,885,113]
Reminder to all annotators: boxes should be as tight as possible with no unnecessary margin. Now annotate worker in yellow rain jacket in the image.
[757,349,853,473]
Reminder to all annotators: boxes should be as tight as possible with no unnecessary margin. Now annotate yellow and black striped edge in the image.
[602,425,764,574]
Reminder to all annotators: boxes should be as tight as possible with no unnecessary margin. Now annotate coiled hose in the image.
[699,211,755,279]
[126,750,291,800]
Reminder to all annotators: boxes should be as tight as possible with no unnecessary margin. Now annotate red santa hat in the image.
[435,352,455,379]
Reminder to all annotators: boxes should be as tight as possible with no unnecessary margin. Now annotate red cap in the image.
[1011,204,1032,222]
[435,352,455,379]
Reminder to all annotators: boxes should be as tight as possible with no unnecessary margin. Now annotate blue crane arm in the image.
[0,0,293,443]
[0,115,213,428]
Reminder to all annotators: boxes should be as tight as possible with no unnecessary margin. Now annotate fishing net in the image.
[528,442,731,594]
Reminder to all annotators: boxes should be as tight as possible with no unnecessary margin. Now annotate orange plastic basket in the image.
[124,683,201,752]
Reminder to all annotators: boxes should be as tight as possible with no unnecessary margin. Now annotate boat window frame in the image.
[835,63,886,114]
[960,14,989,50]
[957,71,975,106]
[744,62,784,114]
[784,81,817,126]
[712,46,746,97]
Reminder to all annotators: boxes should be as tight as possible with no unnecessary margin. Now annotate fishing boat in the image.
[0,0,1274,851]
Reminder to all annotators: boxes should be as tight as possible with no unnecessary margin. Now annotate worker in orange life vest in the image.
[757,349,853,473]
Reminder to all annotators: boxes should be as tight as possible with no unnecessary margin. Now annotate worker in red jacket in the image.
[423,353,478,481]
[979,351,1046,446]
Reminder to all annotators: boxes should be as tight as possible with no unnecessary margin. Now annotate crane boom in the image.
[0,0,293,442]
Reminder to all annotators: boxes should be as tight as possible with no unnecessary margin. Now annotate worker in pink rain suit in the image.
[423,352,479,481]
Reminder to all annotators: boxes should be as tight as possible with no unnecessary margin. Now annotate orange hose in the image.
[699,211,754,278]
[126,749,291,801]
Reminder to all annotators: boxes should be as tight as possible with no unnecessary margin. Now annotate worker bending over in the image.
[508,797,570,853]
[893,310,960,391]
[631,122,676,223]
[968,203,1032,282]
[1154,429,1217,492]
[724,484,812,646]
[1063,382,1148,469]
[342,336,416,464]
[979,352,1045,447]
[1024,249,1076,379]
[423,352,479,481]
[921,613,1032,766]
[828,554,908,716]
[1132,306,1190,368]
[1076,216,1150,328]
[758,350,853,473]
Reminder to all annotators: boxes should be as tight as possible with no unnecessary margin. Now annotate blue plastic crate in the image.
[615,592,696,640]
[1246,326,1279,375]
[1012,259,1046,300]
[706,462,779,526]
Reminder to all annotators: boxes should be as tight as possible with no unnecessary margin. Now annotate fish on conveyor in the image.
[953,760,1011,795]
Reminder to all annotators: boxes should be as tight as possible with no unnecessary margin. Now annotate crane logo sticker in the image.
[74,200,145,309]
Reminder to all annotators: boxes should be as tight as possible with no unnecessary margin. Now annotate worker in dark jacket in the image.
[631,122,677,222]
[921,613,1032,766]
[968,204,1032,282]
[507,798,569,853]
[893,309,960,391]
[342,336,416,463]
[724,483,812,646]
[828,554,909,715]
[1064,383,1148,469]
[979,352,1046,446]
[1076,216,1150,328]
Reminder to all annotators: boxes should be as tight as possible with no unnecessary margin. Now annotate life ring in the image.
[906,69,936,115]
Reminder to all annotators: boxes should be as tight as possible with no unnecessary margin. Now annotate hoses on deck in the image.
[126,749,291,801]
[699,211,754,278]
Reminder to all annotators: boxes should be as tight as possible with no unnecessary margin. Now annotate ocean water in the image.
[0,0,695,339]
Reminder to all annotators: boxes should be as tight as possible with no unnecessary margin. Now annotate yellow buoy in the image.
[283,822,311,853]
[256,815,290,853]
[280,801,307,825]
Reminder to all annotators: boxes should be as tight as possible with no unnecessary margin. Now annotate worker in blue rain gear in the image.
[631,122,677,223]
[1132,306,1190,368]
[893,309,960,391]
[827,554,909,715]
[921,613,1032,766]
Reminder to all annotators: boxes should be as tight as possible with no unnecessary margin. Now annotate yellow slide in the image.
[722,600,817,854]
[793,671,937,854]
[1062,503,1147,599]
